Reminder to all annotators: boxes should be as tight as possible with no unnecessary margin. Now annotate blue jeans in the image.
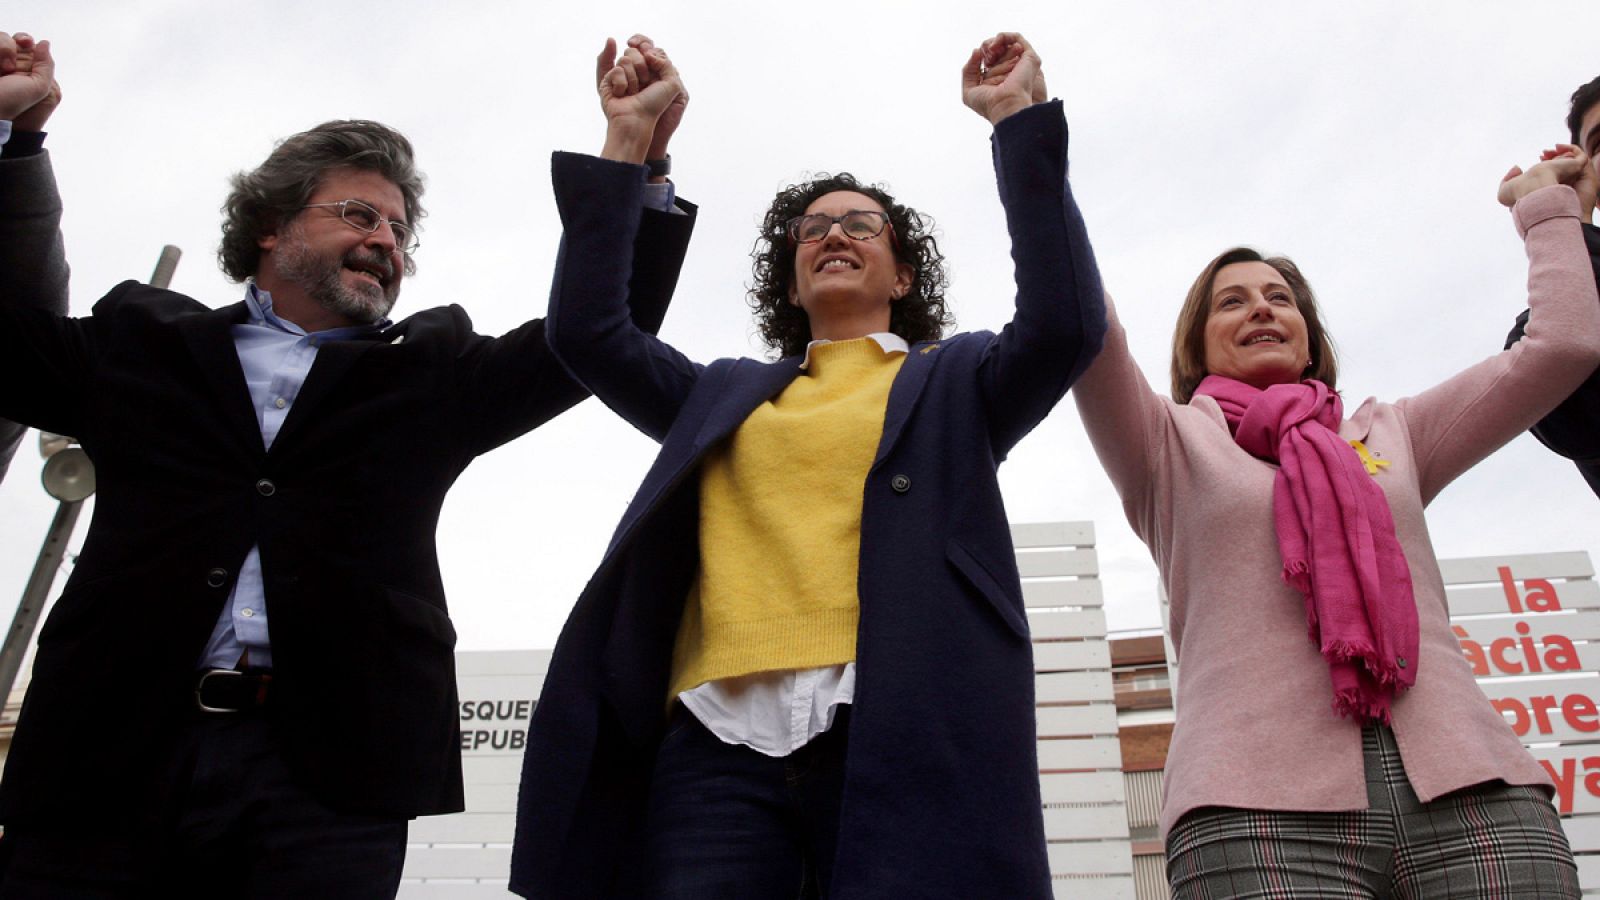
[642,704,850,899]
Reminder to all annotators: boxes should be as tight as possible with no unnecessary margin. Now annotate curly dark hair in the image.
[218,120,426,282]
[749,173,951,359]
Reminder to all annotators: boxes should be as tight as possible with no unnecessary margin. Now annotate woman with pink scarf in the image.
[1074,148,1598,897]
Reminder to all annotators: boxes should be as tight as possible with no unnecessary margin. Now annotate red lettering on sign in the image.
[1494,697,1530,734]
[1566,694,1600,733]
[1531,695,1561,734]
[1543,757,1576,814]
[1493,693,1600,737]
[1455,622,1581,677]
[1537,755,1600,814]
[1490,637,1522,674]
[1526,579,1561,612]
[1498,566,1563,613]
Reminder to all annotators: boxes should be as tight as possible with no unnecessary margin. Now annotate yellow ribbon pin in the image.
[1348,439,1390,476]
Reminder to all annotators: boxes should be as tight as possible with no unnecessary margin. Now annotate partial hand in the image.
[962,33,1047,126]
[597,36,684,164]
[1499,144,1593,209]
[0,32,58,125]
[626,35,686,160]
[1537,143,1598,222]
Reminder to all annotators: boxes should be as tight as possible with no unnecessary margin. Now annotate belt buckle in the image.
[195,668,245,714]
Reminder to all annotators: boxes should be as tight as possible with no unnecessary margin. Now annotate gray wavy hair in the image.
[218,119,426,281]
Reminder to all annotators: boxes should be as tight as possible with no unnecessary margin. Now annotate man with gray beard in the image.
[0,30,693,898]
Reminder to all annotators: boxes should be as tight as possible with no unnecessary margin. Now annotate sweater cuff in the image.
[1512,184,1581,238]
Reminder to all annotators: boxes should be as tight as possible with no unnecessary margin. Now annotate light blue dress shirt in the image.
[197,284,386,669]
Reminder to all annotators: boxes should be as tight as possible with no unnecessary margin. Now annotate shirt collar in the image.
[798,332,909,370]
[244,281,391,339]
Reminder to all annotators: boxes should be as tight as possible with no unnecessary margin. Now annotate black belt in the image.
[194,668,274,713]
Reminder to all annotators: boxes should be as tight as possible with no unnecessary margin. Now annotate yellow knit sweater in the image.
[667,338,906,698]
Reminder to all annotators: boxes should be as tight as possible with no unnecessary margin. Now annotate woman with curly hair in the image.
[512,32,1104,899]
[747,171,954,359]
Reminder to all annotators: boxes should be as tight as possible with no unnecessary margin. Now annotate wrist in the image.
[600,119,654,165]
[1519,174,1562,204]
[985,99,1031,127]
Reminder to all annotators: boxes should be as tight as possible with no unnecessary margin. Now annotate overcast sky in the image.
[3,1,1599,663]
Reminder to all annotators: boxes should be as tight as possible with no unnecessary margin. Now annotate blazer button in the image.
[206,567,229,588]
[256,478,277,497]
[890,474,912,494]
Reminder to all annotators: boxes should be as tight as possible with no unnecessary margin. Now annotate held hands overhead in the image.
[1499,143,1595,215]
[597,35,686,167]
[7,29,1581,216]
[0,31,60,131]
[592,30,1050,169]
[962,33,1048,126]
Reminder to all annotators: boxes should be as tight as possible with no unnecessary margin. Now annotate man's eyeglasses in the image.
[786,210,893,245]
[302,199,420,254]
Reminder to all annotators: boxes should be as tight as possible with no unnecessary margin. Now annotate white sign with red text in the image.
[1452,560,1600,852]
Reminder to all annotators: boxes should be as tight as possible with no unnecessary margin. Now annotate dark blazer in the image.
[0,148,68,483]
[511,101,1105,899]
[1507,221,1600,495]
[0,150,694,826]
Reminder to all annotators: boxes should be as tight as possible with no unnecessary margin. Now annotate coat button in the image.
[206,567,229,588]
[256,478,276,497]
[890,474,912,494]
[1397,656,1408,669]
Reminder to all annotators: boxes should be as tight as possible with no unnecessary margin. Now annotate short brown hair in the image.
[1170,247,1339,403]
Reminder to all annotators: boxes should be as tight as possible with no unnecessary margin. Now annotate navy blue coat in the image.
[511,101,1104,899]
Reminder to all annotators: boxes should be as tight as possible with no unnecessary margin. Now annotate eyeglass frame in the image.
[300,199,420,254]
[784,210,899,249]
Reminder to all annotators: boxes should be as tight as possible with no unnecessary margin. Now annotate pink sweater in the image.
[1073,185,1600,838]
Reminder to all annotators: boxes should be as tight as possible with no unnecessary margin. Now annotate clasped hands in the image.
[594,31,1051,167]
[1500,143,1598,219]
[0,31,59,131]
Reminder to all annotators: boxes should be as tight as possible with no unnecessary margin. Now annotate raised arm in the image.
[960,34,1107,454]
[1502,143,1600,491]
[546,36,703,443]
[1400,149,1600,501]
[1070,293,1172,535]
[0,31,68,483]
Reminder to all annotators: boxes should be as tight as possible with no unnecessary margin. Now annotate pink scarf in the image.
[1194,375,1418,722]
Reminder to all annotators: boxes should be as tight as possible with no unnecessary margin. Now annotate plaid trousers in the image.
[1167,725,1577,899]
